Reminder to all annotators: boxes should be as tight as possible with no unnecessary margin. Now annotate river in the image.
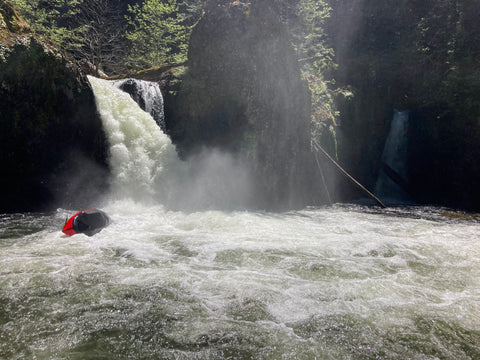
[1,204,479,359]
[1,77,479,359]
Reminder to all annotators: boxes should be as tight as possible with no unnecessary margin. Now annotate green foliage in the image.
[272,0,335,78]
[276,0,338,153]
[0,11,5,29]
[8,0,131,74]
[414,0,480,117]
[9,0,84,50]
[125,0,193,69]
[295,0,334,75]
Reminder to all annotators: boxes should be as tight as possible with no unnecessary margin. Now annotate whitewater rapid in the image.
[1,204,480,359]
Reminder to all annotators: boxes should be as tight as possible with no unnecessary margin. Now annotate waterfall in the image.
[114,78,165,131]
[88,76,254,210]
[374,110,412,204]
[88,76,183,203]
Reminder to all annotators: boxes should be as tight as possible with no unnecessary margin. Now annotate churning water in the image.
[1,78,480,359]
[1,205,480,359]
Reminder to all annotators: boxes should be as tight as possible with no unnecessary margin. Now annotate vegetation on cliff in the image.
[8,0,338,140]
[8,0,203,74]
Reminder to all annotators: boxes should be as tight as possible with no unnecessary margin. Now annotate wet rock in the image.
[168,0,318,210]
[0,2,108,212]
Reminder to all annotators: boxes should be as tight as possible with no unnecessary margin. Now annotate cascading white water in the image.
[88,75,183,203]
[374,110,412,204]
[88,76,254,210]
[114,78,165,129]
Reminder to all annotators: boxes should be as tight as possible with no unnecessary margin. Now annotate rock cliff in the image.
[167,0,320,209]
[329,0,480,210]
[0,1,108,212]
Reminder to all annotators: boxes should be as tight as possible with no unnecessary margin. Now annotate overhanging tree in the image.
[74,0,127,75]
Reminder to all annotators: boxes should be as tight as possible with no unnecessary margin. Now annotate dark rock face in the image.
[333,88,393,198]
[408,108,480,211]
[329,0,480,210]
[168,0,318,210]
[0,2,108,212]
[115,78,165,131]
[337,89,480,211]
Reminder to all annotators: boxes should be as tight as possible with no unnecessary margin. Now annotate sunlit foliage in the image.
[272,0,338,152]
[125,0,187,69]
[125,0,203,70]
[8,0,129,74]
[9,0,84,48]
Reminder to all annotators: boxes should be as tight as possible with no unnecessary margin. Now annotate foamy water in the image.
[1,204,479,359]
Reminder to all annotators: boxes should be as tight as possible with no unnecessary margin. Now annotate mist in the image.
[164,148,255,211]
